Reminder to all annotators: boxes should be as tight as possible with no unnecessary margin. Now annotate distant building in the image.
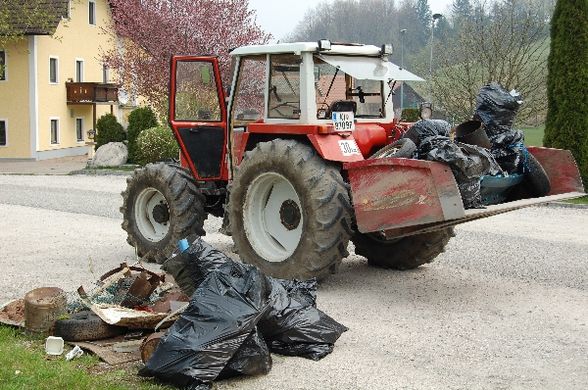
[0,0,128,160]
[391,81,425,113]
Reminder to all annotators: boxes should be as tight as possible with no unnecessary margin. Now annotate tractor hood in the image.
[318,54,424,82]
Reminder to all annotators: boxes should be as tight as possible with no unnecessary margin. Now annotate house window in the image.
[0,50,6,81]
[50,119,59,144]
[89,1,96,25]
[76,118,84,141]
[75,60,84,82]
[0,120,6,146]
[49,57,58,83]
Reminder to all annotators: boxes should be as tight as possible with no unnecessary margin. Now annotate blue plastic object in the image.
[177,238,189,253]
[480,173,524,205]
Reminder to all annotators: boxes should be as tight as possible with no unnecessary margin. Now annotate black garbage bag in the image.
[418,136,502,208]
[218,328,272,380]
[139,267,273,388]
[153,238,347,387]
[161,239,236,297]
[402,119,451,146]
[259,278,348,361]
[488,129,527,174]
[474,83,523,132]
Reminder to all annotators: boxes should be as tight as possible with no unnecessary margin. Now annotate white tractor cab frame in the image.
[227,40,424,128]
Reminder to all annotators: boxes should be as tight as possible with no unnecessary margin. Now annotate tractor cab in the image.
[168,41,422,181]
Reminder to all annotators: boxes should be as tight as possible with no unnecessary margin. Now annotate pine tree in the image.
[415,0,432,45]
[452,0,472,19]
[543,0,588,182]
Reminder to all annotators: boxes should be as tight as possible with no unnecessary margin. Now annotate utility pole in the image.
[400,28,407,115]
[429,13,443,101]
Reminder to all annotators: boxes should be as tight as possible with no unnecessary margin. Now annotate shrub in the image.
[401,108,420,122]
[135,126,179,165]
[127,107,159,162]
[544,0,588,182]
[94,113,125,150]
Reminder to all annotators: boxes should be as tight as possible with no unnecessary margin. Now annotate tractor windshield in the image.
[314,56,385,119]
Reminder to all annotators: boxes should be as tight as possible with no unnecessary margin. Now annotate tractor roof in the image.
[230,42,383,57]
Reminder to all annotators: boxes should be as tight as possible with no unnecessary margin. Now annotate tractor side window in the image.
[268,54,301,119]
[232,55,266,125]
[174,61,221,122]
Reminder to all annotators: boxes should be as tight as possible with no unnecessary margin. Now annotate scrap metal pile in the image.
[0,238,346,389]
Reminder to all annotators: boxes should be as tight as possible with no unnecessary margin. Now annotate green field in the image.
[521,125,545,146]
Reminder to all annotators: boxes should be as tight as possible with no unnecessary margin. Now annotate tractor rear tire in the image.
[228,139,353,280]
[353,228,455,270]
[121,163,206,264]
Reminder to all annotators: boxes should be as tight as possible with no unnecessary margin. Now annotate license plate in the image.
[332,111,355,132]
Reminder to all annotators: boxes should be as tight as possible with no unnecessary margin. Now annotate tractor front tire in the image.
[353,228,455,270]
[228,139,353,280]
[121,163,206,263]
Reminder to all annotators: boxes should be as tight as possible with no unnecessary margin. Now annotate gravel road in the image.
[0,174,586,389]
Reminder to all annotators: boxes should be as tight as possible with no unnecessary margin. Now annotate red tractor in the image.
[121,41,585,280]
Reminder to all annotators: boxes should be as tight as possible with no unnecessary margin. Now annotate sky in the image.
[249,0,454,40]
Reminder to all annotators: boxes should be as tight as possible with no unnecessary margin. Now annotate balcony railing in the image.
[66,82,119,104]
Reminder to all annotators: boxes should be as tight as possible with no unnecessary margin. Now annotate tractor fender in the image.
[307,134,365,162]
[307,124,387,162]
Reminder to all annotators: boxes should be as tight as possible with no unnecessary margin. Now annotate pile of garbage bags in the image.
[474,83,527,174]
[397,83,534,209]
[140,238,347,389]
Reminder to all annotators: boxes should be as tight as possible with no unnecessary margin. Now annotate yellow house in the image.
[0,0,128,160]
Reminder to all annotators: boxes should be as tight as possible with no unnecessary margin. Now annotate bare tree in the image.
[432,0,550,124]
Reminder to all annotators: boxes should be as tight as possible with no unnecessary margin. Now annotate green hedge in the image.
[135,126,179,165]
[127,107,158,162]
[401,108,420,122]
[94,113,125,150]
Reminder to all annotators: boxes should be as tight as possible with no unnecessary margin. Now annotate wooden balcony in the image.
[66,82,119,104]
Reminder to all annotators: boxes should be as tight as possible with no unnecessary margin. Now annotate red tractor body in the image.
[121,41,584,280]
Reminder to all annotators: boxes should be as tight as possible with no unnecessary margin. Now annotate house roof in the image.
[0,0,69,36]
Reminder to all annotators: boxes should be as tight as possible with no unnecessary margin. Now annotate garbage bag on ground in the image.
[139,265,273,388]
[217,328,272,380]
[402,119,451,146]
[161,239,234,297]
[259,278,348,361]
[147,238,347,388]
[418,136,502,208]
[474,82,523,132]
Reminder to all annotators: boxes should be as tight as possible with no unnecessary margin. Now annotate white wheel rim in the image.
[243,172,303,263]
[134,187,170,242]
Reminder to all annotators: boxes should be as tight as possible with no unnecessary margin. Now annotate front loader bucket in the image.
[344,147,585,239]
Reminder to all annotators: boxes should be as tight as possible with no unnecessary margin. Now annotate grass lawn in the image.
[0,326,170,390]
[521,125,545,146]
[565,195,588,205]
